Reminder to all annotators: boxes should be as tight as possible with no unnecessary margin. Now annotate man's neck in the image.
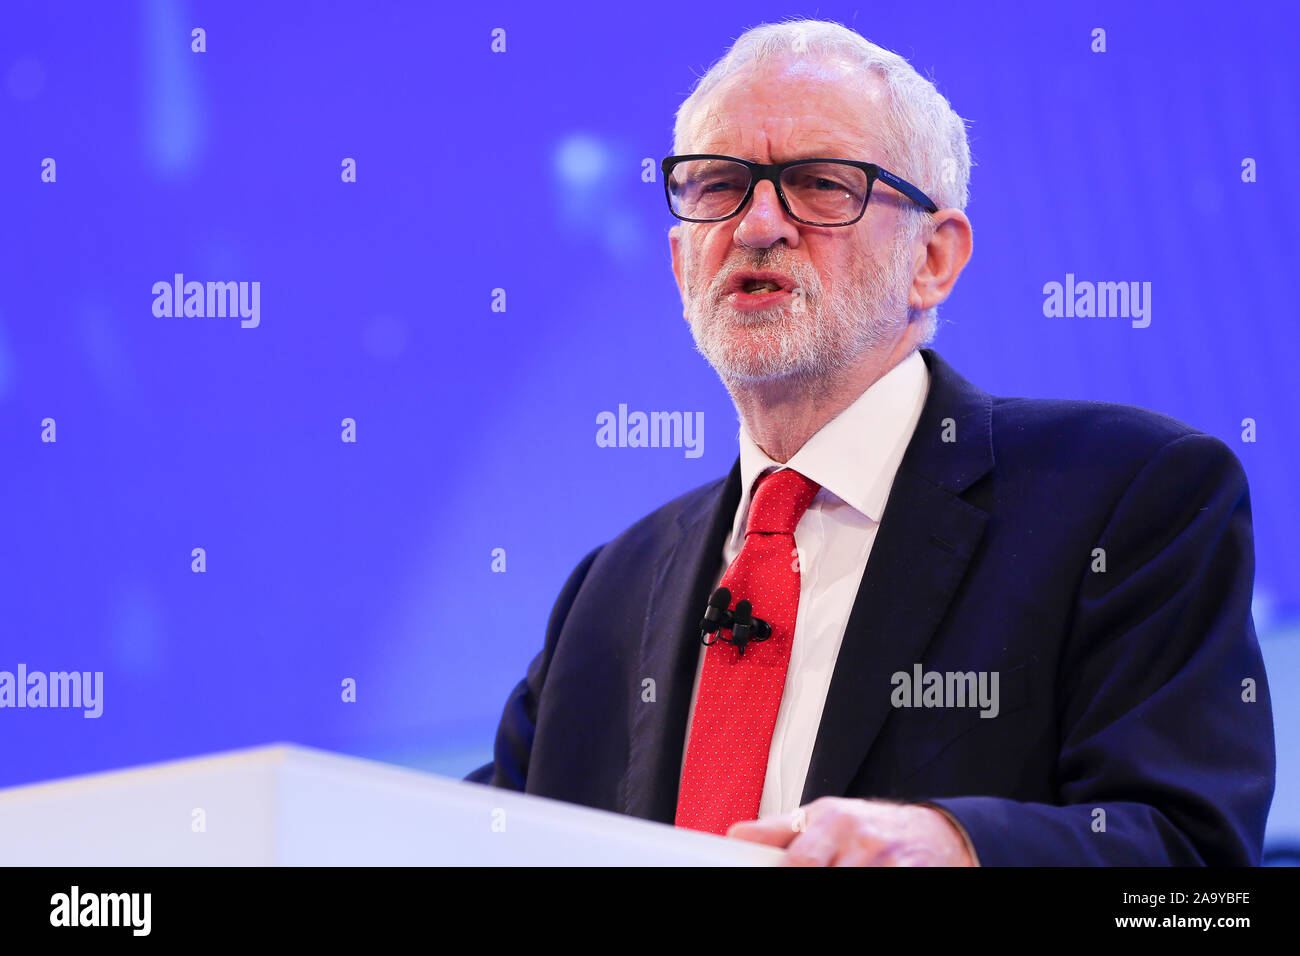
[729,333,921,464]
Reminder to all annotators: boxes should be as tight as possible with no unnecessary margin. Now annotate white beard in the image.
[683,232,915,387]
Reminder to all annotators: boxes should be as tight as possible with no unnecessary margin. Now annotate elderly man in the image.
[469,20,1274,866]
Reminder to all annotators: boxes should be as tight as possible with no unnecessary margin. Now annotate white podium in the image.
[0,744,781,866]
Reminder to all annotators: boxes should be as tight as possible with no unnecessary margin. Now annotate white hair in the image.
[672,19,973,343]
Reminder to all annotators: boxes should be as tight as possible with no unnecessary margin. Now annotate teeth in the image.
[744,281,782,293]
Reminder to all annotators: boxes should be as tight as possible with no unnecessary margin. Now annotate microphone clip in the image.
[699,587,773,658]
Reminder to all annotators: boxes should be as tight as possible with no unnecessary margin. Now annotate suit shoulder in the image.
[989,395,1222,471]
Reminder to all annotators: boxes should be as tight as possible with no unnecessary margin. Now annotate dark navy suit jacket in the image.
[468,348,1275,865]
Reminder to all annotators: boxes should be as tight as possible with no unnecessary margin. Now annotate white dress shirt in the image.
[681,349,931,818]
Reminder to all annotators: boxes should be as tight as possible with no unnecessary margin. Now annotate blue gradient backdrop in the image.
[2,1,1298,855]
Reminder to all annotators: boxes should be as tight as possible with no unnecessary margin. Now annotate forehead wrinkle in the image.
[687,74,886,162]
[692,117,877,163]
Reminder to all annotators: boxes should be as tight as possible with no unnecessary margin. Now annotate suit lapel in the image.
[621,460,742,822]
[802,348,995,804]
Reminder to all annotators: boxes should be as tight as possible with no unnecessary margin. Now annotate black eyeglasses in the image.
[661,154,939,227]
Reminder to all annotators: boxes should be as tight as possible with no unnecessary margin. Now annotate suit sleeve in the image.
[464,545,604,790]
[928,432,1276,865]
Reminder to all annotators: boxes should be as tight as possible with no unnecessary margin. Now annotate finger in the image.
[828,830,892,867]
[782,827,841,867]
[727,815,799,848]
[864,841,939,867]
[831,846,879,867]
[887,847,945,867]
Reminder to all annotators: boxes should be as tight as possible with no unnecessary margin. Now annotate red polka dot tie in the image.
[675,467,821,835]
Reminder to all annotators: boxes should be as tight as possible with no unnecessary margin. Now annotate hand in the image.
[727,797,976,867]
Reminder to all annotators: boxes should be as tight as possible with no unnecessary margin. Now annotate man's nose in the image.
[733,180,800,249]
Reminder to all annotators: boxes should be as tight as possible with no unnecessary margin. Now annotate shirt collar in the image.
[734,348,930,525]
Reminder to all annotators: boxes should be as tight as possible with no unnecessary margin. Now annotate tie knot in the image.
[745,468,821,535]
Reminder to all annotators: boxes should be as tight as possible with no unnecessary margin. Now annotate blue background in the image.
[2,1,1297,859]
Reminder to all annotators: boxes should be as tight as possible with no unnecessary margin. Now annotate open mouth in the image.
[727,271,797,300]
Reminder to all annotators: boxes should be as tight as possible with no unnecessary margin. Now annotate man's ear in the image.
[908,209,973,313]
[669,224,688,318]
